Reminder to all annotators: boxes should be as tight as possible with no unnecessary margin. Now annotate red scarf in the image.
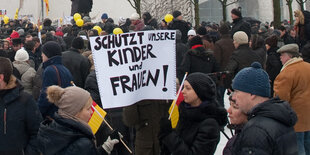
[191,44,203,49]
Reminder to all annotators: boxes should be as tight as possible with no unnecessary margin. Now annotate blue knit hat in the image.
[101,13,108,19]
[232,62,270,97]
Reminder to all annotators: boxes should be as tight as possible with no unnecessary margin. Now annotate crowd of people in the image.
[0,6,310,155]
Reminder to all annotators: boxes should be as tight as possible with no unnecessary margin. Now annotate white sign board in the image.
[90,30,176,109]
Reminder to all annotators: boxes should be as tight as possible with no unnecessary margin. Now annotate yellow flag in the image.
[44,0,49,16]
[88,101,107,134]
[14,8,19,20]
[168,73,187,129]
[169,100,179,128]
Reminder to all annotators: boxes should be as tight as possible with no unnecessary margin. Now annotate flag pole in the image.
[71,81,132,154]
[168,72,188,120]
[101,115,133,154]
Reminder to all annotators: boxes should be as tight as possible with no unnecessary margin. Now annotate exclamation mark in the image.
[162,65,168,92]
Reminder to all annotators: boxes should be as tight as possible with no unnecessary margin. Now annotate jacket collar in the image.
[281,57,303,71]
[43,56,62,69]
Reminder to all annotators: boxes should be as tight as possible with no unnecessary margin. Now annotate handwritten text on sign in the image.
[90,30,176,109]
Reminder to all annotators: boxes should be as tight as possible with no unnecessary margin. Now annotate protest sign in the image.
[90,30,176,109]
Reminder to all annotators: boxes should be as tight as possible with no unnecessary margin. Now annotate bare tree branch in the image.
[127,0,137,9]
[226,0,239,6]
[296,0,308,3]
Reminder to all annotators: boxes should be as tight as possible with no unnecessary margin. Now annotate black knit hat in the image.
[71,37,84,49]
[42,41,62,58]
[196,26,207,36]
[189,36,203,48]
[186,72,216,101]
[172,10,182,18]
[231,8,242,18]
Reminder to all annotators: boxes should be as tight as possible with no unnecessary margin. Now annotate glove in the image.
[102,136,119,154]
[109,129,123,140]
[158,117,172,141]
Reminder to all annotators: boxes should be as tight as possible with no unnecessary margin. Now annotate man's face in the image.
[280,52,292,65]
[231,90,253,114]
[233,40,239,49]
[231,13,239,20]
[12,44,21,52]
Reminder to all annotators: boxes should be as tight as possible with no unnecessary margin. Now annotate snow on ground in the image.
[214,90,231,155]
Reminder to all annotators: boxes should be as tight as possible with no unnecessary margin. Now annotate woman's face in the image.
[76,99,93,123]
[42,53,48,62]
[227,97,247,125]
[182,81,201,107]
[3,42,9,50]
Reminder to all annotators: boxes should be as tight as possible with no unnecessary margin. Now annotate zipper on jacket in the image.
[4,108,6,134]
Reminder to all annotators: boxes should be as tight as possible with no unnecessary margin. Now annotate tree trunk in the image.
[298,2,305,11]
[136,0,141,17]
[223,3,227,21]
[287,0,294,25]
[194,0,200,28]
[273,0,281,29]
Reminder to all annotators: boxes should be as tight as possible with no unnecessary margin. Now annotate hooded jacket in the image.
[233,98,298,155]
[37,114,107,155]
[13,61,36,95]
[160,101,228,155]
[0,76,42,155]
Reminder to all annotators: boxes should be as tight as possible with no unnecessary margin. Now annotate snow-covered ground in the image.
[214,91,230,155]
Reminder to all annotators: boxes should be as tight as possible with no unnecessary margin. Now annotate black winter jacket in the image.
[37,114,107,155]
[168,19,190,44]
[226,44,263,75]
[84,70,101,107]
[231,18,251,39]
[233,98,298,155]
[178,47,219,81]
[62,48,90,88]
[225,44,262,88]
[266,47,282,95]
[160,101,228,155]
[0,77,42,155]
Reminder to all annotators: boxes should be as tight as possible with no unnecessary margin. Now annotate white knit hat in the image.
[15,49,29,62]
[187,29,196,36]
[233,31,248,45]
[119,17,127,26]
[130,13,140,20]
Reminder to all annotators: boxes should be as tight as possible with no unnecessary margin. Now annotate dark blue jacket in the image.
[0,77,42,155]
[37,114,107,155]
[38,56,73,118]
[232,98,298,155]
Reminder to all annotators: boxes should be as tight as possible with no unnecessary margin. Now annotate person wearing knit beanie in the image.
[71,37,84,50]
[232,62,270,98]
[42,41,62,59]
[233,31,248,47]
[231,8,242,18]
[14,49,29,62]
[230,61,298,155]
[37,85,119,154]
[172,10,182,19]
[185,72,217,102]
[38,40,73,119]
[158,72,228,155]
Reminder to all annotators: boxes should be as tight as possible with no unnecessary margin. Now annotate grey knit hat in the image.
[47,86,91,116]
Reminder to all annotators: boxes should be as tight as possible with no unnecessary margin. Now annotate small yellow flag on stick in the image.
[168,73,187,128]
[88,101,107,134]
